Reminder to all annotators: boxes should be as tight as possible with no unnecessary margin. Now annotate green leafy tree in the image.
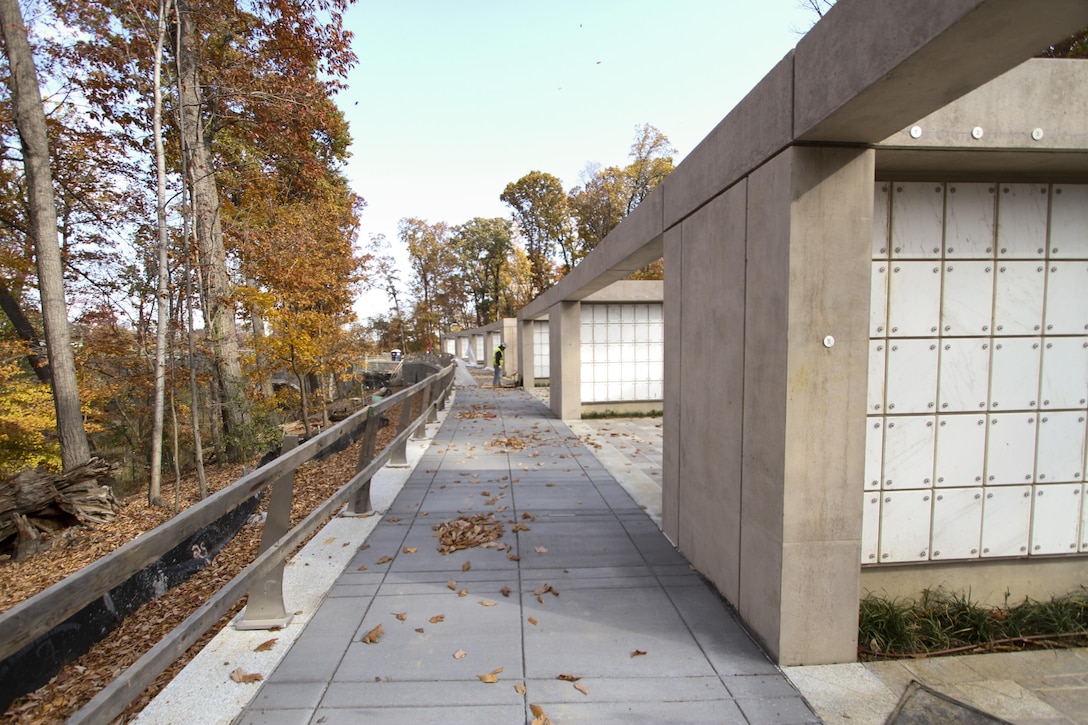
[453,217,512,327]
[500,171,572,293]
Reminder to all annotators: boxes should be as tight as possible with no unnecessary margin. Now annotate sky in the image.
[337,1,822,322]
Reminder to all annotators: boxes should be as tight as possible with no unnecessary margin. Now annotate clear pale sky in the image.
[338,1,821,320]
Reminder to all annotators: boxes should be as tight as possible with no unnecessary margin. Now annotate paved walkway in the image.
[234,381,819,724]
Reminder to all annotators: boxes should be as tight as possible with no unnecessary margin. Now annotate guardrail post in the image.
[426,376,440,423]
[387,395,415,468]
[344,405,380,516]
[236,435,299,630]
[412,384,433,440]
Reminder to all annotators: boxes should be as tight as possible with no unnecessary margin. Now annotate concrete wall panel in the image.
[676,183,748,602]
[663,228,682,544]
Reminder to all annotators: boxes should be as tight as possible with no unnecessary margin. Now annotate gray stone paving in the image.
[235,385,818,724]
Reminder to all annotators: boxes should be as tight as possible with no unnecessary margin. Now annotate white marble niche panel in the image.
[989,338,1041,411]
[1044,262,1088,335]
[1050,185,1088,259]
[882,415,936,490]
[980,485,1032,557]
[871,262,889,337]
[868,340,886,414]
[938,338,990,412]
[879,490,932,562]
[993,262,1046,336]
[934,414,987,488]
[1031,484,1082,555]
[885,340,938,414]
[986,412,1038,485]
[862,492,881,564]
[888,262,942,337]
[891,182,944,259]
[931,488,983,560]
[941,262,994,336]
[873,183,890,258]
[996,184,1048,259]
[1040,338,1088,410]
[1034,411,1086,484]
[865,418,884,490]
[945,183,995,258]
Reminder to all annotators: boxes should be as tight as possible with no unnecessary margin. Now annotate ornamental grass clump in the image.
[859,586,1088,659]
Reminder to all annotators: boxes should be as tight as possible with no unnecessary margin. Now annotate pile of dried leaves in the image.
[0,404,403,724]
[488,436,525,451]
[432,513,505,554]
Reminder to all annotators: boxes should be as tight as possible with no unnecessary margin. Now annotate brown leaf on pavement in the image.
[357,565,367,571]
[462,560,471,572]
[376,555,393,565]
[253,638,278,652]
[527,617,538,625]
[478,600,497,607]
[574,683,589,696]
[508,554,521,561]
[534,546,548,554]
[557,674,580,681]
[394,612,408,621]
[631,649,647,657]
[403,547,417,554]
[453,649,467,660]
[361,624,384,644]
[323,537,336,545]
[515,683,526,695]
[476,667,503,684]
[458,588,468,597]
[522,512,535,521]
[447,579,457,590]
[230,668,264,684]
[501,585,511,597]
[429,615,445,623]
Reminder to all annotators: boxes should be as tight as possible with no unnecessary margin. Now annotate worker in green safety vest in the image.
[493,343,506,387]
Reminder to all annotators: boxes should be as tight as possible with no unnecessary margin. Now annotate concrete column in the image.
[548,301,581,420]
[518,318,535,388]
[738,145,872,665]
[662,227,682,544]
[502,318,519,377]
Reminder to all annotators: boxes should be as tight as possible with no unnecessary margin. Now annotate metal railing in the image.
[0,363,455,725]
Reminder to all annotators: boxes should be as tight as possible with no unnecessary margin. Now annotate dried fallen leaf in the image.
[394,612,408,621]
[527,617,538,625]
[478,600,497,607]
[515,683,526,695]
[458,588,468,597]
[453,649,467,660]
[447,579,457,590]
[253,638,278,652]
[512,523,530,533]
[574,683,589,696]
[522,512,535,521]
[415,627,425,633]
[376,555,393,565]
[356,565,368,571]
[557,674,581,682]
[508,554,521,561]
[361,624,384,644]
[476,667,504,684]
[360,543,371,551]
[631,649,647,658]
[403,547,417,554]
[534,546,548,554]
[462,560,472,572]
[429,615,445,624]
[230,668,264,684]
[501,585,511,597]
[323,537,336,545]
[387,517,401,522]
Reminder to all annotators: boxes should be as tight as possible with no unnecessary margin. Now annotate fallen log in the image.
[1,457,117,548]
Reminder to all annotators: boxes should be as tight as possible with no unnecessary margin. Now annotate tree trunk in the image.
[0,0,92,470]
[176,0,250,460]
[0,281,51,384]
[148,0,173,507]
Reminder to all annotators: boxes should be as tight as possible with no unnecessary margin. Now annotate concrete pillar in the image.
[456,336,467,360]
[549,301,581,420]
[664,145,872,666]
[502,318,519,378]
[741,145,872,665]
[518,318,535,388]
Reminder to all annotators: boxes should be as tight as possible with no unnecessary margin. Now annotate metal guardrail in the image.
[0,363,455,725]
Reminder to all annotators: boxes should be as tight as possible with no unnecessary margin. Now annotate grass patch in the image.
[859,587,1088,659]
[581,409,662,420]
